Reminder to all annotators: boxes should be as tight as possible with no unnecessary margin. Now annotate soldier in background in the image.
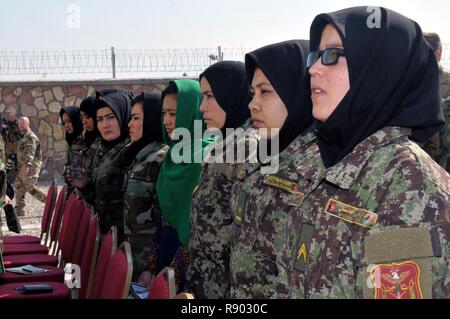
[1,108,22,185]
[15,117,46,217]
[423,32,450,169]
[423,32,450,100]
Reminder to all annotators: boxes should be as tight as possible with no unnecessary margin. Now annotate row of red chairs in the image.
[0,184,133,299]
[0,183,189,299]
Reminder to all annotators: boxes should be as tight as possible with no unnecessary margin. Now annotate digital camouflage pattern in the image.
[79,137,130,240]
[228,129,317,299]
[65,134,85,198]
[283,127,450,299]
[123,141,168,277]
[187,123,259,299]
[76,136,100,204]
[15,130,46,215]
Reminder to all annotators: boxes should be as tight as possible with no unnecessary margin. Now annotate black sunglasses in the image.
[306,48,345,68]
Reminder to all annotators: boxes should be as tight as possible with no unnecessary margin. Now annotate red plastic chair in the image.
[0,265,65,285]
[88,227,117,299]
[78,215,100,299]
[98,242,133,299]
[58,198,84,264]
[71,206,91,266]
[1,243,49,256]
[0,281,70,299]
[2,182,57,245]
[3,254,59,268]
[148,267,177,299]
[49,188,71,256]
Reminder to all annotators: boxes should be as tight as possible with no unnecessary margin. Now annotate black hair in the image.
[131,92,145,106]
[423,32,442,53]
[161,82,178,102]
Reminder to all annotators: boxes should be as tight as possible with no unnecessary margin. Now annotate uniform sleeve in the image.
[356,155,450,299]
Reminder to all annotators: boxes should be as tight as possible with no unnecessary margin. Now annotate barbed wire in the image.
[0,47,251,78]
[0,44,449,80]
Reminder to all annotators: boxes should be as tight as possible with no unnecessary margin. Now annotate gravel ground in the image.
[1,181,61,237]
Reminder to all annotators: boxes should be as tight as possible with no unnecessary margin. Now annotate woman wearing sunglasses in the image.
[228,40,318,299]
[285,7,450,299]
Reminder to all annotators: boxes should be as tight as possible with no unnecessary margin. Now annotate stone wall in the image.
[0,78,172,181]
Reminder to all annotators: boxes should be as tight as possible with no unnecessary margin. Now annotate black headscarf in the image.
[59,106,83,147]
[79,96,98,148]
[124,92,164,166]
[310,6,444,167]
[94,89,133,147]
[199,61,252,134]
[245,40,313,155]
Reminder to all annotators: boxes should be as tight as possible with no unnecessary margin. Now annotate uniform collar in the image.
[322,127,412,190]
[135,141,164,162]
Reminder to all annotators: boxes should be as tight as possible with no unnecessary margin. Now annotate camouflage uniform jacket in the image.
[285,127,450,299]
[228,129,317,299]
[77,136,100,203]
[79,137,130,235]
[187,123,259,299]
[66,135,85,173]
[16,130,42,177]
[123,141,168,237]
[1,120,22,157]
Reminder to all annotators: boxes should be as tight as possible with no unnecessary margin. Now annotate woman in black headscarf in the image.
[68,89,133,242]
[122,92,168,280]
[226,41,317,299]
[60,105,84,198]
[59,106,83,149]
[185,61,252,299]
[285,7,450,299]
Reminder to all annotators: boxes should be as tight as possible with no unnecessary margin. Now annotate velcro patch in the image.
[293,223,315,272]
[233,191,247,226]
[324,199,378,228]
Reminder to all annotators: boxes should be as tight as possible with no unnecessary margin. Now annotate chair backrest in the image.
[71,206,91,266]
[50,187,69,243]
[88,227,117,299]
[148,267,177,299]
[40,181,57,238]
[79,215,100,299]
[59,198,84,263]
[99,242,133,299]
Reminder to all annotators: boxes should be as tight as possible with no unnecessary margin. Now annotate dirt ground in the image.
[1,182,58,237]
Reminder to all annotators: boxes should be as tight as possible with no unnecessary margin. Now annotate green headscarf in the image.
[157,79,214,245]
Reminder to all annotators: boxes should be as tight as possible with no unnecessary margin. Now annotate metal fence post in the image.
[111,46,116,79]
[218,46,223,62]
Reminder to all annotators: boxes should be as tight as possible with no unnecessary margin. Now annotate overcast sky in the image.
[1,0,449,50]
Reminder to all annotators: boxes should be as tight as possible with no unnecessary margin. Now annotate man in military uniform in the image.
[1,108,22,185]
[15,117,46,217]
[423,32,450,100]
[422,32,450,163]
